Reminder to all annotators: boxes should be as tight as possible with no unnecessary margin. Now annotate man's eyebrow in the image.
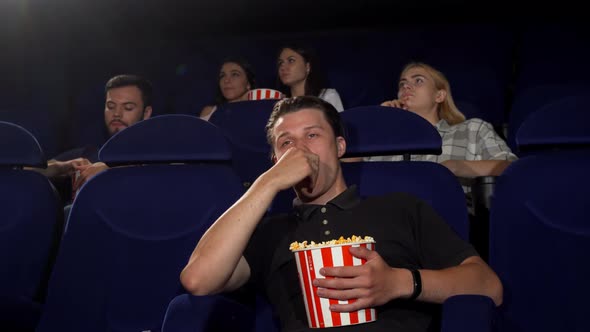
[106,100,137,105]
[275,125,325,140]
[303,125,324,131]
[276,131,290,141]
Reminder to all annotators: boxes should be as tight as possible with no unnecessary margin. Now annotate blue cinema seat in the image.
[489,95,590,332]
[35,115,244,332]
[208,99,294,213]
[161,293,260,332]
[0,121,62,331]
[208,99,277,186]
[340,106,470,240]
[507,85,590,152]
[514,94,590,155]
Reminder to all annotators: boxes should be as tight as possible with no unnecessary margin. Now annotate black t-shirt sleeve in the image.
[410,197,479,269]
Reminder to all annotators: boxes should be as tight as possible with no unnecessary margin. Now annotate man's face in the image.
[272,108,346,202]
[104,86,152,136]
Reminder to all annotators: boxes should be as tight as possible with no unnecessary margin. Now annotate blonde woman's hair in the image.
[400,62,466,125]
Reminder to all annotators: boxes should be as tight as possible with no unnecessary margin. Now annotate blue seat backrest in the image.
[208,100,297,213]
[37,164,243,332]
[99,114,232,166]
[491,92,590,331]
[162,293,257,332]
[0,121,61,329]
[342,161,469,241]
[341,106,442,157]
[489,151,590,332]
[37,115,244,332]
[508,85,590,152]
[208,99,278,186]
[515,94,590,155]
[0,121,46,167]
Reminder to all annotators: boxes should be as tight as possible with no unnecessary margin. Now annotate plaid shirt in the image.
[365,118,517,212]
[366,118,518,163]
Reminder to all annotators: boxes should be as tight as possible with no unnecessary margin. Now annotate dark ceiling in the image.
[3,0,579,42]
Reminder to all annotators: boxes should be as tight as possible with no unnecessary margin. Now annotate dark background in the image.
[0,0,587,158]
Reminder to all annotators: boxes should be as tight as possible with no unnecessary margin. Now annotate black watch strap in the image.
[408,269,422,301]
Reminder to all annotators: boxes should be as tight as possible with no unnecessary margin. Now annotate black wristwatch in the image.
[408,269,422,301]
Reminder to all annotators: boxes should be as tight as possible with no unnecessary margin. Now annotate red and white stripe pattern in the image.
[293,243,377,328]
[247,88,284,101]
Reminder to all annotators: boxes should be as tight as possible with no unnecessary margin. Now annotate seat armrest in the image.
[441,294,495,332]
[162,293,255,332]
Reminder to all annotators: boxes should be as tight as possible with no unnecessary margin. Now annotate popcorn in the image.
[290,234,378,327]
[289,235,375,251]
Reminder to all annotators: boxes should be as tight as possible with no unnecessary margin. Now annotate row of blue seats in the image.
[1,94,588,331]
[2,111,469,331]
[3,23,589,159]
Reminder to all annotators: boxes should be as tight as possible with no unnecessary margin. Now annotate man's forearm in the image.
[25,160,59,178]
[415,256,503,306]
[180,174,280,295]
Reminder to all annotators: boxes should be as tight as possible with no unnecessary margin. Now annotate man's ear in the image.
[143,106,153,120]
[435,90,447,103]
[336,136,346,158]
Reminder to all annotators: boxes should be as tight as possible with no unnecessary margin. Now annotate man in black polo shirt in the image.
[181,96,503,332]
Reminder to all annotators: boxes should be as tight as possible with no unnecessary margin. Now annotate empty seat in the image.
[507,85,590,152]
[490,151,590,332]
[514,94,590,155]
[489,98,590,332]
[0,121,62,330]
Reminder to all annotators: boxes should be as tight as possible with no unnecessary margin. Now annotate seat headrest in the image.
[342,106,442,157]
[516,95,590,152]
[99,114,232,166]
[0,121,45,167]
[209,99,278,126]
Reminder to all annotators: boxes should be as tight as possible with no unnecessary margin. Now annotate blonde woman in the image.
[371,62,517,178]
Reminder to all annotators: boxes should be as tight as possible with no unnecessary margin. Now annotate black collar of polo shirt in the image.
[292,185,361,222]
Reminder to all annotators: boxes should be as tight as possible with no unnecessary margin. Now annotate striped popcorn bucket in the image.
[292,242,377,328]
[247,88,284,100]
